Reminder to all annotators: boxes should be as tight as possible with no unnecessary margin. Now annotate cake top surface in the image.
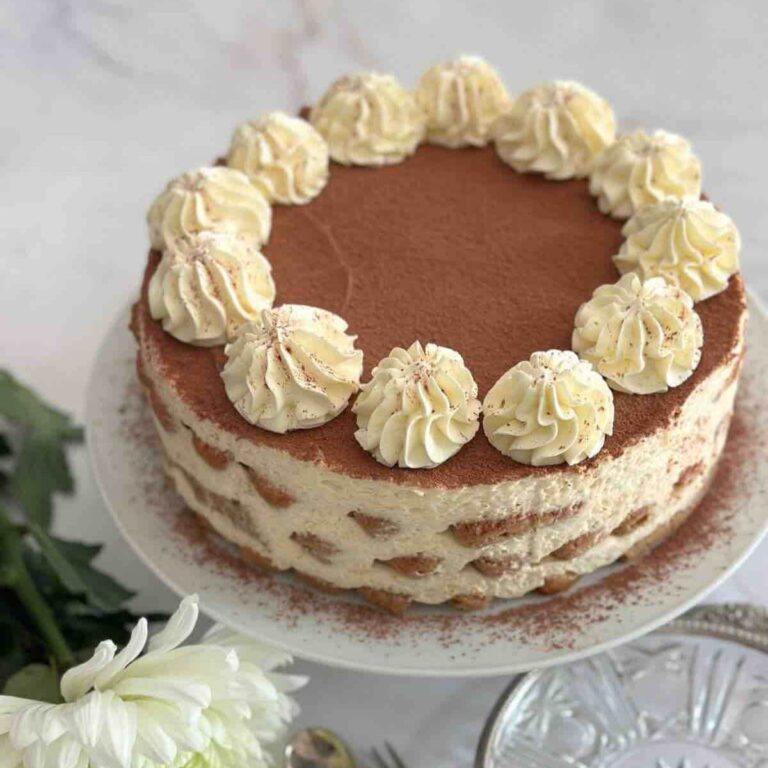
[140,142,746,488]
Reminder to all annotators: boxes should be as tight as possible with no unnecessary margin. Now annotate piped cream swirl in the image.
[353,341,481,469]
[310,72,425,166]
[221,305,363,433]
[148,167,272,251]
[572,273,703,394]
[493,80,616,179]
[483,350,613,466]
[589,130,702,219]
[416,55,511,148]
[148,231,275,347]
[614,198,741,302]
[227,112,329,205]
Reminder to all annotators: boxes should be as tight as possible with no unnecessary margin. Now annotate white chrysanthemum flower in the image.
[0,596,306,768]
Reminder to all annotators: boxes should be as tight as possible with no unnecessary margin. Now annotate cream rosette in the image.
[614,198,741,302]
[483,350,614,467]
[227,112,329,205]
[353,341,481,469]
[493,80,616,179]
[148,230,275,347]
[221,304,363,433]
[310,72,425,166]
[148,166,272,251]
[416,55,511,148]
[572,273,703,394]
[589,129,702,219]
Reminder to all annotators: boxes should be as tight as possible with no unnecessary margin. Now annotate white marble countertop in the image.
[2,0,768,763]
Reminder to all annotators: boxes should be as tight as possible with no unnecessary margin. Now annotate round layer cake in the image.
[133,70,747,612]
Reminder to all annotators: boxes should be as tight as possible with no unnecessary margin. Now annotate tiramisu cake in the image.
[132,57,747,612]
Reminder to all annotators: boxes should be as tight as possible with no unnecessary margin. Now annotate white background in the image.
[2,1,768,764]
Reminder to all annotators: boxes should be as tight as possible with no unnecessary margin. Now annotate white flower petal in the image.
[135,698,207,756]
[0,734,22,768]
[0,698,40,736]
[267,672,309,694]
[10,704,57,749]
[147,595,199,655]
[36,735,83,768]
[93,620,148,691]
[132,707,180,764]
[203,628,294,672]
[21,739,47,768]
[90,695,136,768]
[112,677,211,710]
[0,698,39,716]
[37,707,68,746]
[124,646,229,681]
[68,692,106,749]
[60,641,117,703]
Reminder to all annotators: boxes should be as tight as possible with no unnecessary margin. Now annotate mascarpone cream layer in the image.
[136,303,744,604]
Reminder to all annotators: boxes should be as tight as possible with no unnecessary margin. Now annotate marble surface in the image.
[2,0,768,763]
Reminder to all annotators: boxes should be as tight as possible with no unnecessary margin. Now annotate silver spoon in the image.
[285,727,357,768]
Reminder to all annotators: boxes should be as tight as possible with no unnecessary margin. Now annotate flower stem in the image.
[0,503,74,672]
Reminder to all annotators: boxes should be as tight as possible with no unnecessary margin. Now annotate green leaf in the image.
[51,538,102,565]
[54,536,134,610]
[0,503,74,671]
[0,371,81,437]
[0,504,25,588]
[0,433,10,456]
[10,437,67,527]
[0,513,47,687]
[14,548,152,670]
[29,524,133,612]
[0,600,30,684]
[0,370,83,528]
[2,663,62,702]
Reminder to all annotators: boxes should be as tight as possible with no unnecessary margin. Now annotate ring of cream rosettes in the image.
[145,56,741,468]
